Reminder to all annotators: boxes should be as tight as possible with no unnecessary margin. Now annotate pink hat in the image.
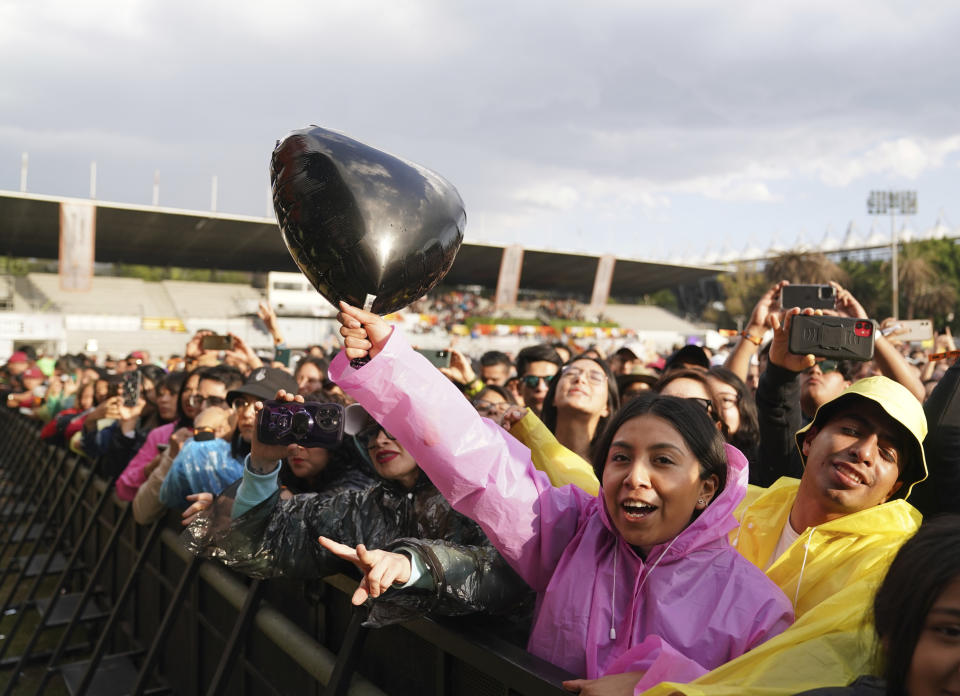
[22,367,44,379]
[6,351,28,364]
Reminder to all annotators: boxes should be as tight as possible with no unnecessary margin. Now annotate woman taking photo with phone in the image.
[328,303,793,692]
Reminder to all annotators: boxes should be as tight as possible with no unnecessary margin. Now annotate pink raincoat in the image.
[116,421,176,501]
[330,330,793,688]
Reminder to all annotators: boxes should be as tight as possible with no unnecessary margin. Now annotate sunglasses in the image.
[230,397,256,411]
[188,394,229,409]
[356,424,396,450]
[686,397,714,413]
[805,360,840,375]
[520,374,555,389]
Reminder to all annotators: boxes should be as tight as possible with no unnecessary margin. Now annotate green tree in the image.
[838,258,892,320]
[717,263,768,327]
[763,252,849,286]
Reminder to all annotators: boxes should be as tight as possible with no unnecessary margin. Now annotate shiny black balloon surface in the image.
[271,126,466,315]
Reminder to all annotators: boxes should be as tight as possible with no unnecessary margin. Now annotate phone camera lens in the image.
[291,411,312,438]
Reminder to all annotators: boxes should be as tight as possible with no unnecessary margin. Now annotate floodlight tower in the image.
[867,190,917,319]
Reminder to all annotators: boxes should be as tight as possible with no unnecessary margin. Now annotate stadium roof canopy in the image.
[0,190,721,296]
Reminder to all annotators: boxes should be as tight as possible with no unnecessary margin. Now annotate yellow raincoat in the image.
[509,394,924,695]
[637,478,920,695]
[509,410,599,496]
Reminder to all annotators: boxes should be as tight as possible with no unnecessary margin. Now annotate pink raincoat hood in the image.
[331,329,793,686]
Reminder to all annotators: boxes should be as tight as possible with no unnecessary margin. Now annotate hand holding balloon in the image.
[337,302,393,362]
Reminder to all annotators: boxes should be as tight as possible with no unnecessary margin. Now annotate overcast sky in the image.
[2,0,959,263]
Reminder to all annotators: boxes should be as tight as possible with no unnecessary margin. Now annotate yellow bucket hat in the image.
[795,376,928,500]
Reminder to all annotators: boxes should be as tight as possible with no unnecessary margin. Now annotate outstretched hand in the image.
[318,536,412,605]
[182,492,213,526]
[336,302,392,361]
[746,280,788,335]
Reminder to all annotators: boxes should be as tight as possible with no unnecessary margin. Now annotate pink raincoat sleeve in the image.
[116,423,172,501]
[330,329,593,591]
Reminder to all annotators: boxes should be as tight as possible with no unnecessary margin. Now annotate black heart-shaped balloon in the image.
[271,126,466,315]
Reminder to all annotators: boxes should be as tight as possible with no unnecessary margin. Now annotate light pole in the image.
[867,190,917,319]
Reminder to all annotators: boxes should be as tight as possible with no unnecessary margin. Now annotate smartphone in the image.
[120,371,142,407]
[882,319,933,343]
[274,347,291,367]
[416,349,451,369]
[780,284,836,310]
[789,315,876,361]
[202,334,235,351]
[257,400,344,448]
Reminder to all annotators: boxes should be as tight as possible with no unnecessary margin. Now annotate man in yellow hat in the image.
[641,308,927,695]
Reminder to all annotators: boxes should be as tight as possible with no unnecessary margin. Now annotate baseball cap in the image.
[616,341,644,359]
[665,345,710,372]
[22,367,44,379]
[795,376,928,500]
[6,351,28,364]
[226,367,298,403]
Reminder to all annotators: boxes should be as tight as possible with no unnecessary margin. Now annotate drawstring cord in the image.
[731,500,753,549]
[609,544,618,640]
[609,535,680,641]
[793,526,816,609]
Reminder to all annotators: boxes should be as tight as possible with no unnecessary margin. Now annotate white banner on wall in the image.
[494,245,524,309]
[59,201,96,292]
[589,254,616,314]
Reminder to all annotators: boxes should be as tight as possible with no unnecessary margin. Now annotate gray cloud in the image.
[2,0,959,256]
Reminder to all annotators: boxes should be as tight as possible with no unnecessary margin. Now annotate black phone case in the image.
[257,400,345,448]
[788,315,876,361]
[121,372,142,407]
[780,285,836,310]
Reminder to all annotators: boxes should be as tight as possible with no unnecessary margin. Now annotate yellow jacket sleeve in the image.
[509,410,599,497]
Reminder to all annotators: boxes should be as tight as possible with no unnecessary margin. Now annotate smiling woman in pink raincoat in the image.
[330,304,793,693]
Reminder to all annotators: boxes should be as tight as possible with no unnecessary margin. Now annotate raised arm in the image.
[725,280,786,382]
[754,308,816,485]
[331,303,590,591]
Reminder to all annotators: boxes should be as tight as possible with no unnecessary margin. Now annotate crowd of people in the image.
[3,279,960,695]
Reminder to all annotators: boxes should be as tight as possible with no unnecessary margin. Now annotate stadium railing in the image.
[0,408,571,696]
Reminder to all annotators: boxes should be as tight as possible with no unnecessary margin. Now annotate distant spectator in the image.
[514,344,563,417]
[551,343,572,364]
[471,384,517,423]
[665,345,710,372]
[608,342,643,375]
[294,356,329,395]
[615,366,658,403]
[479,351,513,386]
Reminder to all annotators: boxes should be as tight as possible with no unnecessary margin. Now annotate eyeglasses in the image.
[472,399,511,417]
[230,397,256,411]
[686,397,714,413]
[356,424,396,450]
[188,394,228,409]
[520,374,555,389]
[559,366,607,386]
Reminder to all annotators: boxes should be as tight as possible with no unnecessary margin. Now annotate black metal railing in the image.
[0,408,571,695]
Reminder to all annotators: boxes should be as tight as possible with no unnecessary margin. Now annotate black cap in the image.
[227,367,298,402]
[665,345,710,371]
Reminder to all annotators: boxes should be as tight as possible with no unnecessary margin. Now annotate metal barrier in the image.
[0,409,572,695]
